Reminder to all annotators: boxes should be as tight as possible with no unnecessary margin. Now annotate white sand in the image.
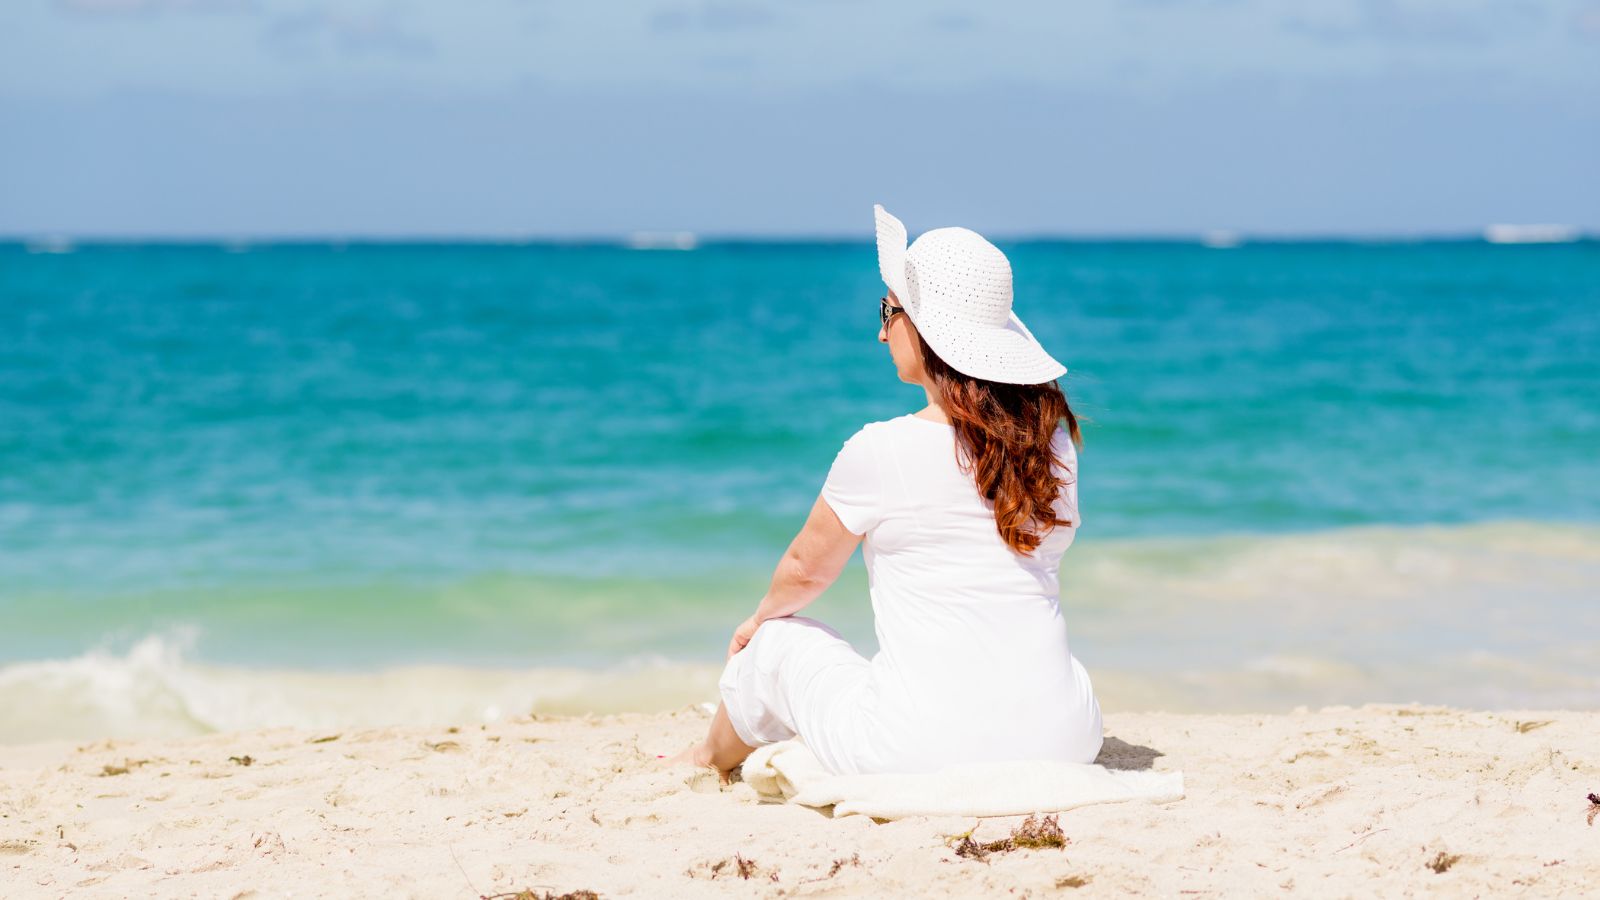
[3,704,1596,897]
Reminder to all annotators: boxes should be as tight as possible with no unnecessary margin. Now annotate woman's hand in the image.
[727,615,761,660]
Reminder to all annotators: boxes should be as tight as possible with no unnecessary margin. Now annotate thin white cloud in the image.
[56,0,254,14]
[649,2,777,33]
[11,0,1597,101]
[1286,0,1546,45]
[263,4,434,59]
[925,12,981,32]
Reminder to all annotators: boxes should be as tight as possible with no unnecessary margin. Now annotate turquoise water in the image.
[1,240,1597,739]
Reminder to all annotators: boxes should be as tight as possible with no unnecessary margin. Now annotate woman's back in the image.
[820,414,1100,773]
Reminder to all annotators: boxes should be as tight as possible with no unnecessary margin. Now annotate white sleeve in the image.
[819,427,884,536]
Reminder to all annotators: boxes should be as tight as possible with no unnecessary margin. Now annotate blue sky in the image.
[2,0,1596,237]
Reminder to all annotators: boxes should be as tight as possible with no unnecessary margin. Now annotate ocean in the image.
[2,239,1596,742]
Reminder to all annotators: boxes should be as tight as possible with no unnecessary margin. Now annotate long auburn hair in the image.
[913,328,1083,556]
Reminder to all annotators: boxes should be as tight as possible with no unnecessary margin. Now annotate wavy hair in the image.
[913,329,1082,556]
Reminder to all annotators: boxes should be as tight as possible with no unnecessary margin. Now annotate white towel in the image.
[739,740,1184,820]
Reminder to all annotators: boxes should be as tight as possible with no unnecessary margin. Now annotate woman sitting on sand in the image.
[668,204,1102,781]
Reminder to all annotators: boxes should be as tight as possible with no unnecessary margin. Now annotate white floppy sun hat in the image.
[875,203,1067,385]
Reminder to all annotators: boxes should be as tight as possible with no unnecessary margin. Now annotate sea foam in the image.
[2,521,1595,744]
[0,629,721,745]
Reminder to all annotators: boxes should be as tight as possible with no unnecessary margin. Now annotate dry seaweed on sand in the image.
[950,814,1068,862]
[98,759,153,777]
[1587,793,1600,827]
[1427,851,1461,874]
[798,852,863,884]
[688,852,779,882]
[480,883,601,890]
[827,853,862,877]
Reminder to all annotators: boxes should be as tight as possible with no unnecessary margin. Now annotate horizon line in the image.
[6,226,1596,248]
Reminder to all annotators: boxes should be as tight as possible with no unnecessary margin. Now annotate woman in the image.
[667,204,1102,781]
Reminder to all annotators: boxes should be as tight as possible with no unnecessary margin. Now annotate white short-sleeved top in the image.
[814,413,1098,772]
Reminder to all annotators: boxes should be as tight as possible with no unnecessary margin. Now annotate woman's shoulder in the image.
[844,416,1073,450]
[871,412,959,433]
[826,416,936,470]
[838,414,915,442]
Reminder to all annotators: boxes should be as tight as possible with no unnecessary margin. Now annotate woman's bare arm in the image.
[753,492,862,622]
[725,493,863,657]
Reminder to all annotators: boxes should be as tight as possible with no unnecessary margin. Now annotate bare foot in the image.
[657,742,709,768]
[657,743,735,785]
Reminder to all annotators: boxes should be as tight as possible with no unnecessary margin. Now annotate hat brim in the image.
[874,204,909,302]
[913,307,1068,385]
[873,203,1066,385]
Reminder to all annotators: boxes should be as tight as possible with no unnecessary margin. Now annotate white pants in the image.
[718,614,1105,776]
[717,616,884,776]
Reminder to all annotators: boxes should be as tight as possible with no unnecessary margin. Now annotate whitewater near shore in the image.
[2,704,1596,898]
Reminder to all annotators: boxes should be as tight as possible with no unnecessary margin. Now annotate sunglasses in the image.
[879,296,905,326]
